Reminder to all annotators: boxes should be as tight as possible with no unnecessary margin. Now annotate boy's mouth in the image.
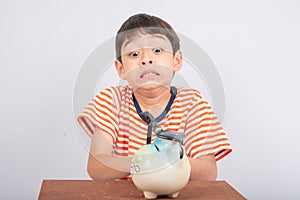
[140,70,160,79]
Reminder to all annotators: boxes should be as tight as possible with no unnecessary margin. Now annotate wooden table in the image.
[38,180,246,200]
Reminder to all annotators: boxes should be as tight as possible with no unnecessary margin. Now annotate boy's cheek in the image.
[121,59,137,70]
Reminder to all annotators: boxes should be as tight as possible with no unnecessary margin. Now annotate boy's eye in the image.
[153,47,163,54]
[129,51,139,57]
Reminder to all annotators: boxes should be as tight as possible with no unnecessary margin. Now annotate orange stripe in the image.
[169,105,183,109]
[187,114,216,125]
[188,125,223,137]
[197,131,226,140]
[186,122,211,133]
[189,104,212,117]
[94,105,118,124]
[95,95,111,107]
[165,122,180,126]
[176,96,194,103]
[129,138,145,147]
[129,112,147,125]
[81,111,100,128]
[184,132,226,152]
[117,133,129,139]
[192,138,229,150]
[166,115,182,120]
[94,98,113,112]
[129,125,147,136]
[115,143,128,150]
[215,149,232,161]
[186,120,221,134]
[191,143,231,158]
[119,128,128,133]
[85,106,118,128]
[128,145,141,151]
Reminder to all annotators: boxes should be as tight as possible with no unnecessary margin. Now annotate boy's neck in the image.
[133,86,171,118]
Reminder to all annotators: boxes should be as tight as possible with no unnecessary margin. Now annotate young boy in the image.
[78,13,232,180]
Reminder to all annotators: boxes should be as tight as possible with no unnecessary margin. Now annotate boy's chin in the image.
[133,83,170,92]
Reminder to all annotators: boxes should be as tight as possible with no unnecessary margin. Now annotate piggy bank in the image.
[130,112,191,199]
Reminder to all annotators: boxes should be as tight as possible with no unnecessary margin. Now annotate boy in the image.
[78,13,232,180]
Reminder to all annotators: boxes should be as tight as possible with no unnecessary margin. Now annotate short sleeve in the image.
[77,87,119,143]
[183,90,232,161]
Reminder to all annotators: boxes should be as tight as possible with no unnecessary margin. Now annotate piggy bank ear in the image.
[157,131,186,144]
[157,130,185,159]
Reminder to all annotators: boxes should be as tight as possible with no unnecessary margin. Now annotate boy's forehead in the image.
[122,34,171,51]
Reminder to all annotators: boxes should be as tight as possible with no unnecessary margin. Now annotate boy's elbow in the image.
[87,162,99,180]
[189,155,218,181]
[87,154,119,180]
[189,167,217,181]
[87,154,107,180]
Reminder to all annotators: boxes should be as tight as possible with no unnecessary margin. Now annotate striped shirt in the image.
[78,85,232,161]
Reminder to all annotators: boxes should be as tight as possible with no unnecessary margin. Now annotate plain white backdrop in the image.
[1,0,299,199]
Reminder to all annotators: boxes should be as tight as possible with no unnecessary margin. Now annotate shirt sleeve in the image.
[77,87,119,143]
[183,89,232,161]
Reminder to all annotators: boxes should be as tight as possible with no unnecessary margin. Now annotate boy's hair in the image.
[115,13,180,63]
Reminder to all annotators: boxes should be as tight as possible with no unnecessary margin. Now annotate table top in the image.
[38,180,246,200]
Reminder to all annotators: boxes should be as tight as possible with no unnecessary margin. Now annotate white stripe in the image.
[89,106,118,131]
[191,144,231,158]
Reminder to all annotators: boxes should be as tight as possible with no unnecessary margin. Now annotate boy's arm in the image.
[188,155,217,180]
[88,127,217,180]
[87,127,131,180]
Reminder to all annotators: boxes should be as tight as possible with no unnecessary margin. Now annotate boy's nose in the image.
[140,49,154,66]
[141,59,153,65]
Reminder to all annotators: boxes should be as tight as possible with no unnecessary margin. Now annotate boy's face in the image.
[115,33,182,91]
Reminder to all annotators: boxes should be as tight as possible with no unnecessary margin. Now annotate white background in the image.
[1,0,299,199]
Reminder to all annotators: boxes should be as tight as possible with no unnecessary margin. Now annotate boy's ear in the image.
[115,59,126,80]
[173,50,182,72]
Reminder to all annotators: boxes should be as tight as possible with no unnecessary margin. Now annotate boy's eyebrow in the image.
[122,35,168,50]
[122,39,134,50]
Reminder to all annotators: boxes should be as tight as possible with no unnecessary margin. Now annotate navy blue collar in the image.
[133,86,177,123]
